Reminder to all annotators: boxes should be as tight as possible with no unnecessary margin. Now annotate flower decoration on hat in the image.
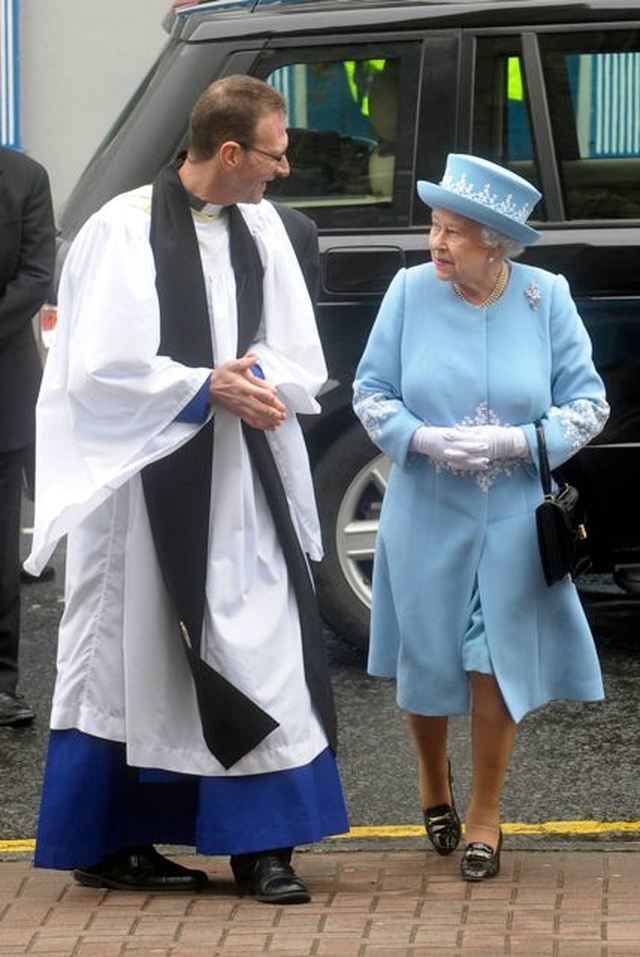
[441,171,534,225]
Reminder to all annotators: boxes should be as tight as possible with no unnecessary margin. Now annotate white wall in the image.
[20,0,171,214]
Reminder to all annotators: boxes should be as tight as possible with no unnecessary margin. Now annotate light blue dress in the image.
[353,261,609,723]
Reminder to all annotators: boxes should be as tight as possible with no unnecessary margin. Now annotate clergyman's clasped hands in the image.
[412,423,528,471]
[209,353,287,431]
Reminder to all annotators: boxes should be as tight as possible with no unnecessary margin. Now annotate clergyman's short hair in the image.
[188,75,287,160]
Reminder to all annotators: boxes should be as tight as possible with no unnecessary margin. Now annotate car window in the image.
[540,34,640,220]
[471,40,544,217]
[474,31,640,223]
[254,44,420,229]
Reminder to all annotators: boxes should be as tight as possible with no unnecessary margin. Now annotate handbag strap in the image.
[534,420,552,496]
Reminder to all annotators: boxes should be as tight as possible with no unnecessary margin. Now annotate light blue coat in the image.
[353,261,609,722]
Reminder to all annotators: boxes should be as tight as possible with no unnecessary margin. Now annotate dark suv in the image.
[48,0,640,647]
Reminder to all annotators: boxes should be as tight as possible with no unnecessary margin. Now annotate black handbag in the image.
[534,421,590,586]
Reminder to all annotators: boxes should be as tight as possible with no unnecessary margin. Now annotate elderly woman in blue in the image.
[353,154,608,882]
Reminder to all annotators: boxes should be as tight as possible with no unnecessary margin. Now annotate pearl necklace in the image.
[453,262,509,308]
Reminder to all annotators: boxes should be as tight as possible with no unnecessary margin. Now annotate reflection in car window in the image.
[474,32,640,223]
[505,58,533,161]
[251,42,429,234]
[265,57,399,208]
[542,38,640,220]
[472,40,543,217]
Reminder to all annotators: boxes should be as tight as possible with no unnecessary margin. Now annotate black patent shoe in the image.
[232,853,310,905]
[460,830,503,882]
[73,845,209,892]
[423,761,461,855]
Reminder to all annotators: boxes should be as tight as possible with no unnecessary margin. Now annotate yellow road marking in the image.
[0,840,36,853]
[333,822,640,840]
[1,822,639,855]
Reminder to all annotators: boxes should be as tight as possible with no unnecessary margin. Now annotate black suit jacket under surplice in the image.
[271,201,320,303]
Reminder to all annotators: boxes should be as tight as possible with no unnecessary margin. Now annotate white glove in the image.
[411,425,449,460]
[442,430,490,470]
[455,425,528,461]
[411,426,488,471]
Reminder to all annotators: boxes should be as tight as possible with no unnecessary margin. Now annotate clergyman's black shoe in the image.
[232,854,310,904]
[0,692,35,727]
[73,845,209,892]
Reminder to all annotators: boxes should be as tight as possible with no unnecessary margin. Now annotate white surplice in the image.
[26,187,330,777]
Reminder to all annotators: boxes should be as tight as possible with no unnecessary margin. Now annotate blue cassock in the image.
[353,260,609,722]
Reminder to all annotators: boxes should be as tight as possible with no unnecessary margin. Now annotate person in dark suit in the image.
[0,146,55,725]
[272,201,320,303]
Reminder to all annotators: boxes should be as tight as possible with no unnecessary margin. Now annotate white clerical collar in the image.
[186,189,223,219]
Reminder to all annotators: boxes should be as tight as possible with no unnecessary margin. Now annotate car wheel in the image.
[312,425,389,650]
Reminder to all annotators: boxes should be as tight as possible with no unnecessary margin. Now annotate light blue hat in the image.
[417,154,541,245]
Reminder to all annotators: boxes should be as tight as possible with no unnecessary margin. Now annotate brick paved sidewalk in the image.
[0,847,638,956]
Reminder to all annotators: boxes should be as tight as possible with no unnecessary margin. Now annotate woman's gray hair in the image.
[479,226,524,260]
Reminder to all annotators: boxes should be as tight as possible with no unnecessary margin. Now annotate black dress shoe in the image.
[460,830,503,882]
[0,692,35,727]
[73,845,209,891]
[232,854,310,904]
[423,760,461,855]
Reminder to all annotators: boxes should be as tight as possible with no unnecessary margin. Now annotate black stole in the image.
[143,161,337,769]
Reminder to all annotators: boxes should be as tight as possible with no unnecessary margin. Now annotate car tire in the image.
[312,424,390,650]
